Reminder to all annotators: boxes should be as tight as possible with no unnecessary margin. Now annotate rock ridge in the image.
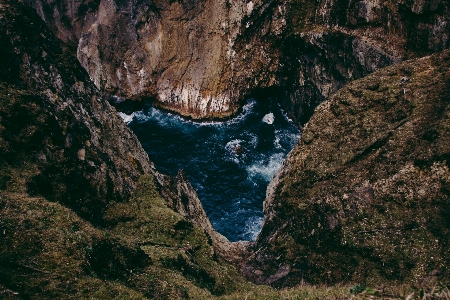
[5,0,450,293]
[231,0,449,124]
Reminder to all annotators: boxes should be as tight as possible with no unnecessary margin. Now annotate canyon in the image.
[26,0,450,123]
[0,0,449,299]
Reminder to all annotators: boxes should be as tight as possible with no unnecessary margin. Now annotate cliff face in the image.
[0,0,154,221]
[243,50,450,286]
[27,0,449,123]
[27,0,264,119]
[232,0,450,124]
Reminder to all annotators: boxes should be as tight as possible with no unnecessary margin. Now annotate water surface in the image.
[123,98,300,241]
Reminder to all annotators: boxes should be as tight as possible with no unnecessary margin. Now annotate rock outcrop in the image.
[243,50,450,286]
[27,0,266,119]
[232,0,450,124]
[26,0,449,124]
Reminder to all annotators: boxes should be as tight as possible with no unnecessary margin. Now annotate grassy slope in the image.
[0,84,248,298]
[0,84,255,299]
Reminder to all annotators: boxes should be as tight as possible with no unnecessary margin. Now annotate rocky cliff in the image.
[26,0,265,119]
[26,0,449,124]
[2,0,450,298]
[243,50,450,286]
[232,0,450,124]
[0,0,155,221]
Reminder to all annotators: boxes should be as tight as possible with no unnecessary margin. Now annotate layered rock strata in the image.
[243,50,450,286]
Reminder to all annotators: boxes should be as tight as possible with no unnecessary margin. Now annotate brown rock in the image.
[26,0,450,123]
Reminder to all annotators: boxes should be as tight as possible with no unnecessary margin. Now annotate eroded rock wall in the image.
[232,0,450,124]
[26,0,449,122]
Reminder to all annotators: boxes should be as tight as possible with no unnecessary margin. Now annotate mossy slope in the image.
[0,173,255,299]
[245,50,450,287]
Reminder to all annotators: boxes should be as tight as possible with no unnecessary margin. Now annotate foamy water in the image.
[127,98,300,241]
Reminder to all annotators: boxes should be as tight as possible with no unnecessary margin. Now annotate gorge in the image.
[1,0,449,299]
[126,98,300,242]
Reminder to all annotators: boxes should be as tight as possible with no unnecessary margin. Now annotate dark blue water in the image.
[122,98,300,242]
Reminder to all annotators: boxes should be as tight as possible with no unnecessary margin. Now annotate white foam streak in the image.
[131,100,257,130]
[240,216,263,241]
[274,136,282,149]
[278,104,295,123]
[247,152,285,182]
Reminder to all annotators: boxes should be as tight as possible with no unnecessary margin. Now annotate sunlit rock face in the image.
[27,0,264,119]
[27,0,449,122]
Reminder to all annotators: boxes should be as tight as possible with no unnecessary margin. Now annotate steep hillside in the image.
[243,50,450,287]
[0,0,153,221]
[0,5,372,295]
